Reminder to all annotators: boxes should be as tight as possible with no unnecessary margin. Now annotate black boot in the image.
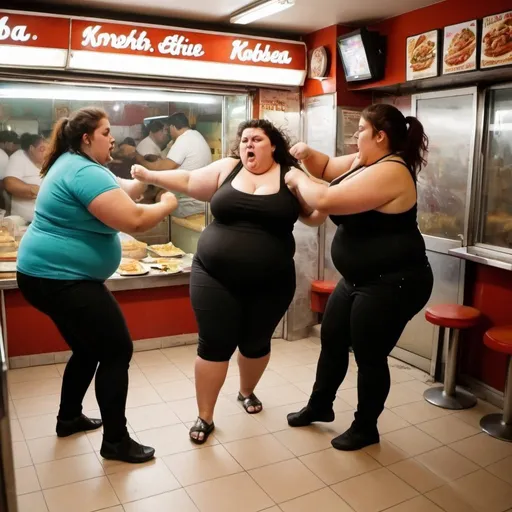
[287,406,335,427]
[331,423,380,451]
[56,414,102,438]
[100,434,155,464]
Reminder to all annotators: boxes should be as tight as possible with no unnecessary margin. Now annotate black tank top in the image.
[329,155,428,283]
[196,160,301,286]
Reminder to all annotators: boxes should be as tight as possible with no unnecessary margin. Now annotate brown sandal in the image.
[237,392,263,414]
[189,417,215,445]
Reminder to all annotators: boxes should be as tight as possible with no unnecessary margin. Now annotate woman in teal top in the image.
[17,107,178,464]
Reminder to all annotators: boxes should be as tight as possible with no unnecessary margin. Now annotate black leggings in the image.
[190,257,296,362]
[17,272,133,442]
[309,264,433,430]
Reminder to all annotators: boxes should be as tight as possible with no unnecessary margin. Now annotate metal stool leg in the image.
[424,327,477,410]
[481,356,512,442]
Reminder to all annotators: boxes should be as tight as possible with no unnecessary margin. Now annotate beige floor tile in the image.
[136,423,218,457]
[43,476,119,512]
[108,459,181,503]
[389,367,416,384]
[153,378,197,401]
[452,400,501,430]
[416,446,479,482]
[17,491,49,512]
[8,365,60,384]
[391,401,453,425]
[123,488,199,512]
[185,472,274,512]
[450,433,512,467]
[300,448,381,485]
[338,388,359,408]
[127,368,151,389]
[125,386,163,409]
[377,409,411,435]
[488,455,512,485]
[273,426,333,457]
[27,434,93,464]
[383,426,442,457]
[273,365,316,384]
[364,439,410,466]
[9,378,63,401]
[161,345,198,362]
[35,452,104,489]
[405,379,435,396]
[126,403,181,432]
[450,469,512,512]
[252,402,307,433]
[209,413,269,443]
[280,487,354,512]
[292,349,322,365]
[10,419,24,442]
[338,373,358,391]
[19,414,57,440]
[388,458,445,493]
[417,416,480,444]
[13,441,33,468]
[15,466,41,495]
[332,468,418,512]
[255,370,291,390]
[384,496,443,512]
[163,444,243,486]
[250,385,310,410]
[168,396,240,423]
[132,350,170,367]
[8,400,17,419]
[98,454,157,476]
[55,364,67,377]
[250,458,324,503]
[139,362,187,385]
[427,485,478,512]
[98,508,124,512]
[13,394,60,418]
[385,384,424,408]
[224,434,295,470]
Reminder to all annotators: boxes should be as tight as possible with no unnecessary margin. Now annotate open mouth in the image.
[247,151,255,159]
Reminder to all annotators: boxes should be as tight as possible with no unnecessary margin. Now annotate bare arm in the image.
[4,177,39,199]
[88,189,178,233]
[131,158,236,202]
[116,177,147,201]
[135,152,179,171]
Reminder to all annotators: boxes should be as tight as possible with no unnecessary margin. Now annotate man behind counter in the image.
[136,120,169,158]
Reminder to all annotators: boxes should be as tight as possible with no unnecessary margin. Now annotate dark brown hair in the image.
[231,119,299,169]
[41,107,108,177]
[20,133,44,152]
[362,104,429,176]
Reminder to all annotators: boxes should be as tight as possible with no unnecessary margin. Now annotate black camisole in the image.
[329,155,428,283]
[195,160,301,287]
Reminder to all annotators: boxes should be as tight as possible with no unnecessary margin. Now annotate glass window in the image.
[478,87,512,250]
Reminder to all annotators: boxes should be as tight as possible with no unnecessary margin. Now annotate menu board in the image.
[305,94,336,157]
[442,20,478,75]
[481,10,512,69]
[406,30,440,81]
[338,34,371,81]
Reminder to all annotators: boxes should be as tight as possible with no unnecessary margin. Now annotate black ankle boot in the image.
[331,424,380,451]
[287,406,335,427]
[100,435,155,464]
[56,414,102,438]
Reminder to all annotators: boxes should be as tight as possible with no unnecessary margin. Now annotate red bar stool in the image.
[311,280,337,314]
[481,326,512,442]
[424,304,480,410]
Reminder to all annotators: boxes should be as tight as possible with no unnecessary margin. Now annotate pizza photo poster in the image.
[442,20,478,75]
[406,30,440,81]
[481,10,512,69]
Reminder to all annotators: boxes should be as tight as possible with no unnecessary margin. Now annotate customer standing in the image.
[285,104,433,451]
[16,107,178,463]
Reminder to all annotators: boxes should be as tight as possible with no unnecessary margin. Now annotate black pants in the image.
[17,272,133,442]
[190,257,296,362]
[309,264,433,430]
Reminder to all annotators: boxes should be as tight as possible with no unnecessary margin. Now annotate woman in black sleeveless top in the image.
[132,120,324,444]
[285,104,433,451]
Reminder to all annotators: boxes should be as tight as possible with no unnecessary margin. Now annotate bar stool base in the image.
[480,413,512,442]
[424,386,477,410]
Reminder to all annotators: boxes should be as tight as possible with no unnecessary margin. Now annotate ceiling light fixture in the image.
[230,0,295,25]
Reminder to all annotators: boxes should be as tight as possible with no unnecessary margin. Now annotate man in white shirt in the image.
[0,131,19,179]
[4,133,46,222]
[136,120,169,159]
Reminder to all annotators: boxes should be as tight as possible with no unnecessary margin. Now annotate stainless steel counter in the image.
[450,247,512,272]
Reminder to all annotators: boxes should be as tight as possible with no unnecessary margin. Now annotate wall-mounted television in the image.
[337,28,386,83]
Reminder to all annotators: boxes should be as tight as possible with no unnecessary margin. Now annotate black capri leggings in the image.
[190,257,296,362]
[17,272,133,443]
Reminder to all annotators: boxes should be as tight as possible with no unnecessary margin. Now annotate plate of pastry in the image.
[116,258,149,276]
[148,242,185,258]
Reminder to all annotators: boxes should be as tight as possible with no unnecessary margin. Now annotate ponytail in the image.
[41,117,69,177]
[404,116,429,176]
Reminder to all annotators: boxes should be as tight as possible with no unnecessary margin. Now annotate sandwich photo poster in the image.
[406,30,440,81]
[481,10,512,69]
[443,20,478,75]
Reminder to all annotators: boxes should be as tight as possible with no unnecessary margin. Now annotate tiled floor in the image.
[7,338,512,512]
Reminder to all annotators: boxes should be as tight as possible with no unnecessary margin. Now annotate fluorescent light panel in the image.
[230,0,295,25]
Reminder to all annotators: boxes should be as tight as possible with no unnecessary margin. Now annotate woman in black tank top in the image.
[132,120,325,444]
[285,104,433,451]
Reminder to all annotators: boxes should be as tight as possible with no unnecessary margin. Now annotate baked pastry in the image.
[117,258,145,275]
[148,242,185,257]
[121,239,148,260]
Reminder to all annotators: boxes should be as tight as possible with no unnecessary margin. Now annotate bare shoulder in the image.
[218,158,240,184]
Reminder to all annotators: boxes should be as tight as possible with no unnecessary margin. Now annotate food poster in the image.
[406,30,440,81]
[481,10,512,69]
[443,20,478,74]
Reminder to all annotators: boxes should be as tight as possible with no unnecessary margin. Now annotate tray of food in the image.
[0,261,17,273]
[116,258,149,277]
[149,258,183,274]
[148,242,185,258]
[120,238,148,260]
